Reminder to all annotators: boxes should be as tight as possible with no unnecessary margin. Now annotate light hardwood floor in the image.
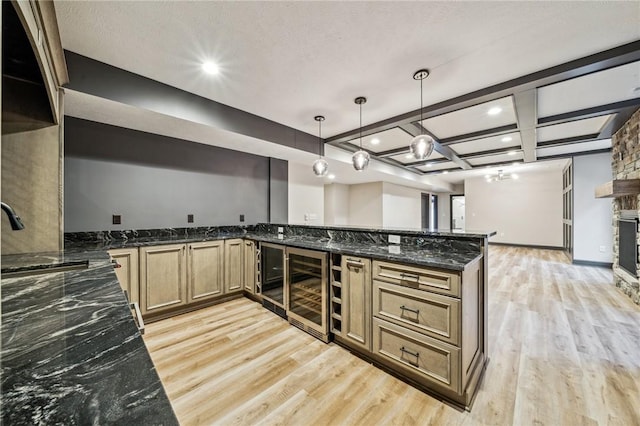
[143,246,640,425]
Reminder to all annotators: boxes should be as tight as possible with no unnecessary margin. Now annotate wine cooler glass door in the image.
[287,248,327,333]
[261,244,285,307]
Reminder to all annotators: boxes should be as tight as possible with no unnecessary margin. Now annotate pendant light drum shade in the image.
[352,96,369,172]
[312,115,329,177]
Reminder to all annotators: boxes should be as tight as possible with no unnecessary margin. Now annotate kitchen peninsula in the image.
[2,223,493,422]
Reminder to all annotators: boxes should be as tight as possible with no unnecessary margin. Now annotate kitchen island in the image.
[2,223,493,421]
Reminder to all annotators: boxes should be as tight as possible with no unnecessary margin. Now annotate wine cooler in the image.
[286,247,329,342]
[260,243,286,318]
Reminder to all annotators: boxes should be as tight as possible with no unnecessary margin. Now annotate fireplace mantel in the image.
[595,179,640,198]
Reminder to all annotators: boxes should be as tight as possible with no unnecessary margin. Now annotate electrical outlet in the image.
[388,234,401,244]
[278,227,284,233]
[599,245,606,253]
[239,214,245,222]
[112,215,121,225]
[187,214,194,223]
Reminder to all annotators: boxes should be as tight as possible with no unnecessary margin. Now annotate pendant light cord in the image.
[359,102,363,149]
[318,119,322,159]
[420,77,424,125]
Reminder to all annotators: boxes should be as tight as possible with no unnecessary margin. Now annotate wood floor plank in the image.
[144,245,640,425]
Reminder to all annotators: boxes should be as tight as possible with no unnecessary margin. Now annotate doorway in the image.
[450,195,465,230]
[421,193,438,229]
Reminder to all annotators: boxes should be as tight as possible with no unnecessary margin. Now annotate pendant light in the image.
[409,69,435,160]
[352,96,370,171]
[312,115,329,177]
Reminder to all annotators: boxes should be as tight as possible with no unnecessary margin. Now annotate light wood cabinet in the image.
[108,248,139,304]
[140,244,188,315]
[225,239,244,293]
[243,240,257,294]
[188,241,224,302]
[341,256,372,351]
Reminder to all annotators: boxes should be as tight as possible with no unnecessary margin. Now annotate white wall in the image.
[348,182,383,227]
[437,193,452,230]
[465,169,563,247]
[382,182,422,229]
[573,153,613,263]
[288,162,324,225]
[324,183,350,225]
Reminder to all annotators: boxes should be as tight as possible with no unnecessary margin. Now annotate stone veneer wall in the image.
[611,108,640,304]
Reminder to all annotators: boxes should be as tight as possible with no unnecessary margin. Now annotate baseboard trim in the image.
[488,242,564,250]
[572,259,613,269]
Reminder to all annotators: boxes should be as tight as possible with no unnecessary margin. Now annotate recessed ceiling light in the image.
[507,151,516,156]
[371,138,380,145]
[426,163,432,167]
[442,170,449,174]
[512,162,519,167]
[501,136,512,143]
[484,174,491,179]
[512,174,519,179]
[202,61,219,75]
[327,174,336,180]
[487,107,502,116]
[405,154,414,159]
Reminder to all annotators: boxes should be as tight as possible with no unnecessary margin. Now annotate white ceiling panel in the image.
[468,151,524,166]
[537,115,613,142]
[537,138,612,158]
[420,96,516,139]
[449,132,522,155]
[538,61,640,117]
[347,127,412,153]
[415,161,458,172]
[390,151,444,164]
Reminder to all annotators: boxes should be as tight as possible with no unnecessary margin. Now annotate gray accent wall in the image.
[64,117,282,232]
[269,158,288,223]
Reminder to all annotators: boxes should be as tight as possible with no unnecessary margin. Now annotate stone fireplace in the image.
[611,108,640,304]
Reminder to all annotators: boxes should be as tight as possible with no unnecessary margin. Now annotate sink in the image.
[1,260,89,278]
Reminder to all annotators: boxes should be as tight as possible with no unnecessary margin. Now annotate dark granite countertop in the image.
[245,234,481,271]
[1,250,178,425]
[63,231,481,272]
[271,223,497,239]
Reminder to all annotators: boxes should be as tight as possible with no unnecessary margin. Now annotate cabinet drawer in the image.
[373,318,460,394]
[373,280,460,345]
[372,260,460,297]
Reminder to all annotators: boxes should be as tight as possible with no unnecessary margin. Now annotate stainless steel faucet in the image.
[1,202,25,230]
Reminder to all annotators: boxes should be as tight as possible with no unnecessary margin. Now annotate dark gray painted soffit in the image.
[63,50,320,156]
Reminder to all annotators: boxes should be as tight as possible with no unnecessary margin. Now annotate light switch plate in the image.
[278,227,284,233]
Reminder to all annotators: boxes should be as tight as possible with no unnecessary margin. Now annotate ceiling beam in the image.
[438,124,518,146]
[513,89,537,162]
[537,134,600,147]
[538,98,640,127]
[458,146,522,159]
[326,40,640,145]
[537,148,612,161]
[400,123,472,170]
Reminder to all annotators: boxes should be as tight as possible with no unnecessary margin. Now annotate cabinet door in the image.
[243,240,256,293]
[108,248,139,304]
[341,256,372,351]
[225,239,244,293]
[140,244,187,315]
[188,241,224,302]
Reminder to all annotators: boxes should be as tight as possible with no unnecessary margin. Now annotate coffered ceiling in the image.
[54,1,640,184]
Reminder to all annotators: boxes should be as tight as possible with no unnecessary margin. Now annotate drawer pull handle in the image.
[400,346,420,360]
[346,259,363,268]
[400,272,419,281]
[400,305,420,315]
